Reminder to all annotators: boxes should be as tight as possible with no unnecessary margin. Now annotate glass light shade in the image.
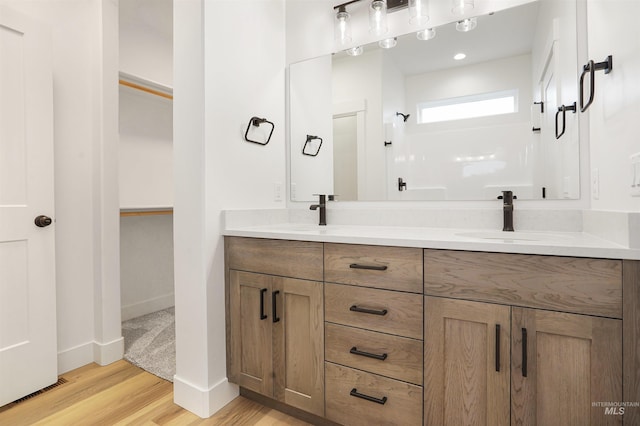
[452,0,474,16]
[378,37,397,49]
[416,27,436,40]
[409,0,429,26]
[456,17,477,32]
[334,7,352,45]
[345,46,364,56]
[369,0,388,36]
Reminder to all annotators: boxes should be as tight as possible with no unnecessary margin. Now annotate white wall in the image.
[174,0,286,417]
[119,0,172,86]
[586,0,640,212]
[120,214,174,320]
[119,88,173,208]
[0,0,122,373]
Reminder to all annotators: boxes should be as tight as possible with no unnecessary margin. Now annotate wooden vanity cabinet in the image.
[225,237,324,417]
[424,249,623,426]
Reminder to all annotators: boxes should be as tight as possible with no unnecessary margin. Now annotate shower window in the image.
[417,89,518,124]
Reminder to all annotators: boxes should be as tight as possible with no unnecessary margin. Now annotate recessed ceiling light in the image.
[454,53,466,60]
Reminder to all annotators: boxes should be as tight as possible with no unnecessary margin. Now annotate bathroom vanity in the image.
[224,225,640,425]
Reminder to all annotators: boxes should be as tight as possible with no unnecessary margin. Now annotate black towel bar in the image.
[579,55,613,112]
[244,116,274,145]
[302,134,323,156]
[555,102,577,140]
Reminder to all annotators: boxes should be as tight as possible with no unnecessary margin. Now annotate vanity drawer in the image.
[325,362,422,426]
[325,283,423,340]
[324,243,423,293]
[325,323,423,385]
[424,249,623,318]
[225,237,323,281]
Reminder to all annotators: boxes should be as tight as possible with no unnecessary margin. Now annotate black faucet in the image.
[310,194,327,226]
[497,190,517,232]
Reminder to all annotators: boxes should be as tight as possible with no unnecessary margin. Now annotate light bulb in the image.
[369,0,388,36]
[379,37,397,49]
[409,0,429,26]
[456,17,477,32]
[334,6,352,45]
[346,46,364,56]
[452,0,474,16]
[416,27,436,40]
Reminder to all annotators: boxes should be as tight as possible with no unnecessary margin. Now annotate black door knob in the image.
[34,215,52,228]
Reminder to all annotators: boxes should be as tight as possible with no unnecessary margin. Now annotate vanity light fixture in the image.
[335,0,434,53]
[456,17,477,32]
[334,5,352,45]
[409,0,429,26]
[379,37,397,49]
[416,27,436,40]
[452,0,474,16]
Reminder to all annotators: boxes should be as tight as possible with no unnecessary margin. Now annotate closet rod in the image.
[119,79,173,100]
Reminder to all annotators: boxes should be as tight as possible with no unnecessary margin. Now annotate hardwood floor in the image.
[0,360,310,425]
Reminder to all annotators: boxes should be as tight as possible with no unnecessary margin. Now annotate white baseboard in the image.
[57,337,124,375]
[58,341,95,374]
[173,374,239,418]
[93,337,124,366]
[121,292,175,321]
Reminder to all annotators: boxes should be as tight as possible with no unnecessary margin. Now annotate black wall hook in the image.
[396,112,410,122]
[244,116,274,145]
[302,134,323,156]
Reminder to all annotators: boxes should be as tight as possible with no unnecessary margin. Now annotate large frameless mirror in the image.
[289,0,581,201]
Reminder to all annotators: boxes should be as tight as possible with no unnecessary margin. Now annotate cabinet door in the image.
[511,308,622,425]
[273,277,324,417]
[424,297,510,426]
[228,270,273,396]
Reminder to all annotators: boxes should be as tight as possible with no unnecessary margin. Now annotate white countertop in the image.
[223,223,640,260]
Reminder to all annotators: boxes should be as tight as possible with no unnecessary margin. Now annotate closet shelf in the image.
[119,71,173,100]
[120,207,173,217]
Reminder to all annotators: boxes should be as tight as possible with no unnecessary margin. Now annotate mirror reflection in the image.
[289,0,581,202]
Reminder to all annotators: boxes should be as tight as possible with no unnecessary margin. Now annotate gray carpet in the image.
[122,307,175,382]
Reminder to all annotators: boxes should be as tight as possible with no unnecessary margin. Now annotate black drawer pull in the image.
[259,288,268,320]
[350,305,388,316]
[522,327,528,377]
[350,388,387,405]
[495,324,501,372]
[272,290,280,323]
[349,263,388,271]
[350,346,388,361]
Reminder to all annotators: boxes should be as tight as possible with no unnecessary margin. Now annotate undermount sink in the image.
[264,223,324,233]
[456,231,572,243]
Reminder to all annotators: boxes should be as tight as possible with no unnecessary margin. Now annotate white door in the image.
[0,6,56,406]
